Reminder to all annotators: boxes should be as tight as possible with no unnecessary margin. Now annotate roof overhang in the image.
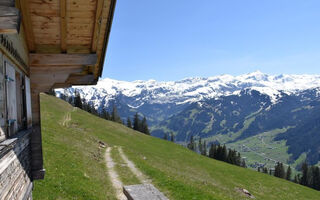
[16,0,116,86]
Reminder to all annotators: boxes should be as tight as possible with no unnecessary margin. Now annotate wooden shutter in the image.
[0,54,6,141]
[5,61,17,136]
[25,77,32,128]
[16,71,23,130]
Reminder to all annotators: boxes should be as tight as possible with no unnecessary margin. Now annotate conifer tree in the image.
[227,149,234,164]
[294,175,300,184]
[198,138,203,154]
[106,111,111,120]
[263,167,268,173]
[133,113,140,131]
[74,90,82,109]
[286,166,292,181]
[216,145,222,160]
[300,161,309,186]
[127,117,132,128]
[221,145,227,162]
[163,132,168,140]
[170,133,174,142]
[68,96,73,106]
[140,116,150,135]
[274,162,285,179]
[280,163,285,179]
[100,109,109,120]
[187,135,195,151]
[311,166,320,190]
[202,141,207,156]
[241,159,247,168]
[85,101,91,112]
[90,104,98,116]
[111,105,121,123]
[208,144,216,158]
[274,162,280,177]
[236,152,242,166]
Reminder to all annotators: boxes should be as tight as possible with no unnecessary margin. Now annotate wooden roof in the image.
[18,0,116,85]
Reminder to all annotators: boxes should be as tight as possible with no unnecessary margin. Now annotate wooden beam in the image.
[66,74,95,85]
[19,0,35,52]
[0,0,15,7]
[91,0,104,52]
[97,0,117,78]
[29,53,97,66]
[0,6,21,34]
[52,83,71,89]
[60,0,67,52]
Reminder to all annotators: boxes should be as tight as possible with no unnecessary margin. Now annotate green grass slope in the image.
[33,94,319,200]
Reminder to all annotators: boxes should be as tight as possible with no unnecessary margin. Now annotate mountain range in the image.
[56,71,320,169]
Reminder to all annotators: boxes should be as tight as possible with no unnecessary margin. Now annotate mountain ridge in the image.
[57,71,320,108]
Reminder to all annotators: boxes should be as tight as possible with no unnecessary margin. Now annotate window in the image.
[0,55,31,141]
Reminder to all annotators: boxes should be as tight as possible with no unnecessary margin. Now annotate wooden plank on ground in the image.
[123,184,169,200]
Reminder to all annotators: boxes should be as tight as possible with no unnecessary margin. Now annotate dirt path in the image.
[105,147,127,200]
[118,147,150,184]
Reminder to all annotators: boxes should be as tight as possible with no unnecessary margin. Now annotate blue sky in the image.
[102,0,320,81]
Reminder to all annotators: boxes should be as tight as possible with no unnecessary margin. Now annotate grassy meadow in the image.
[33,94,320,199]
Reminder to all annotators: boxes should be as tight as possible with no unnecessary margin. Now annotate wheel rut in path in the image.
[117,147,151,184]
[105,147,127,200]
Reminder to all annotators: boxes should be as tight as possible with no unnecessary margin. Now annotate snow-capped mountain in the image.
[57,71,320,108]
[56,71,320,167]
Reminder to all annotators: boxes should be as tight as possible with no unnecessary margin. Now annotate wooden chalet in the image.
[0,0,116,199]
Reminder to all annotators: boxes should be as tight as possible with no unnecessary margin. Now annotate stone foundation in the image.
[0,130,32,200]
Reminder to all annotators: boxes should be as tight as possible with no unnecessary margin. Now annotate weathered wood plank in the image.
[95,0,116,78]
[29,53,97,66]
[66,74,95,85]
[91,0,104,52]
[60,0,67,52]
[123,184,169,200]
[0,0,15,7]
[20,0,36,51]
[0,6,21,34]
[52,83,71,88]
[0,6,19,16]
